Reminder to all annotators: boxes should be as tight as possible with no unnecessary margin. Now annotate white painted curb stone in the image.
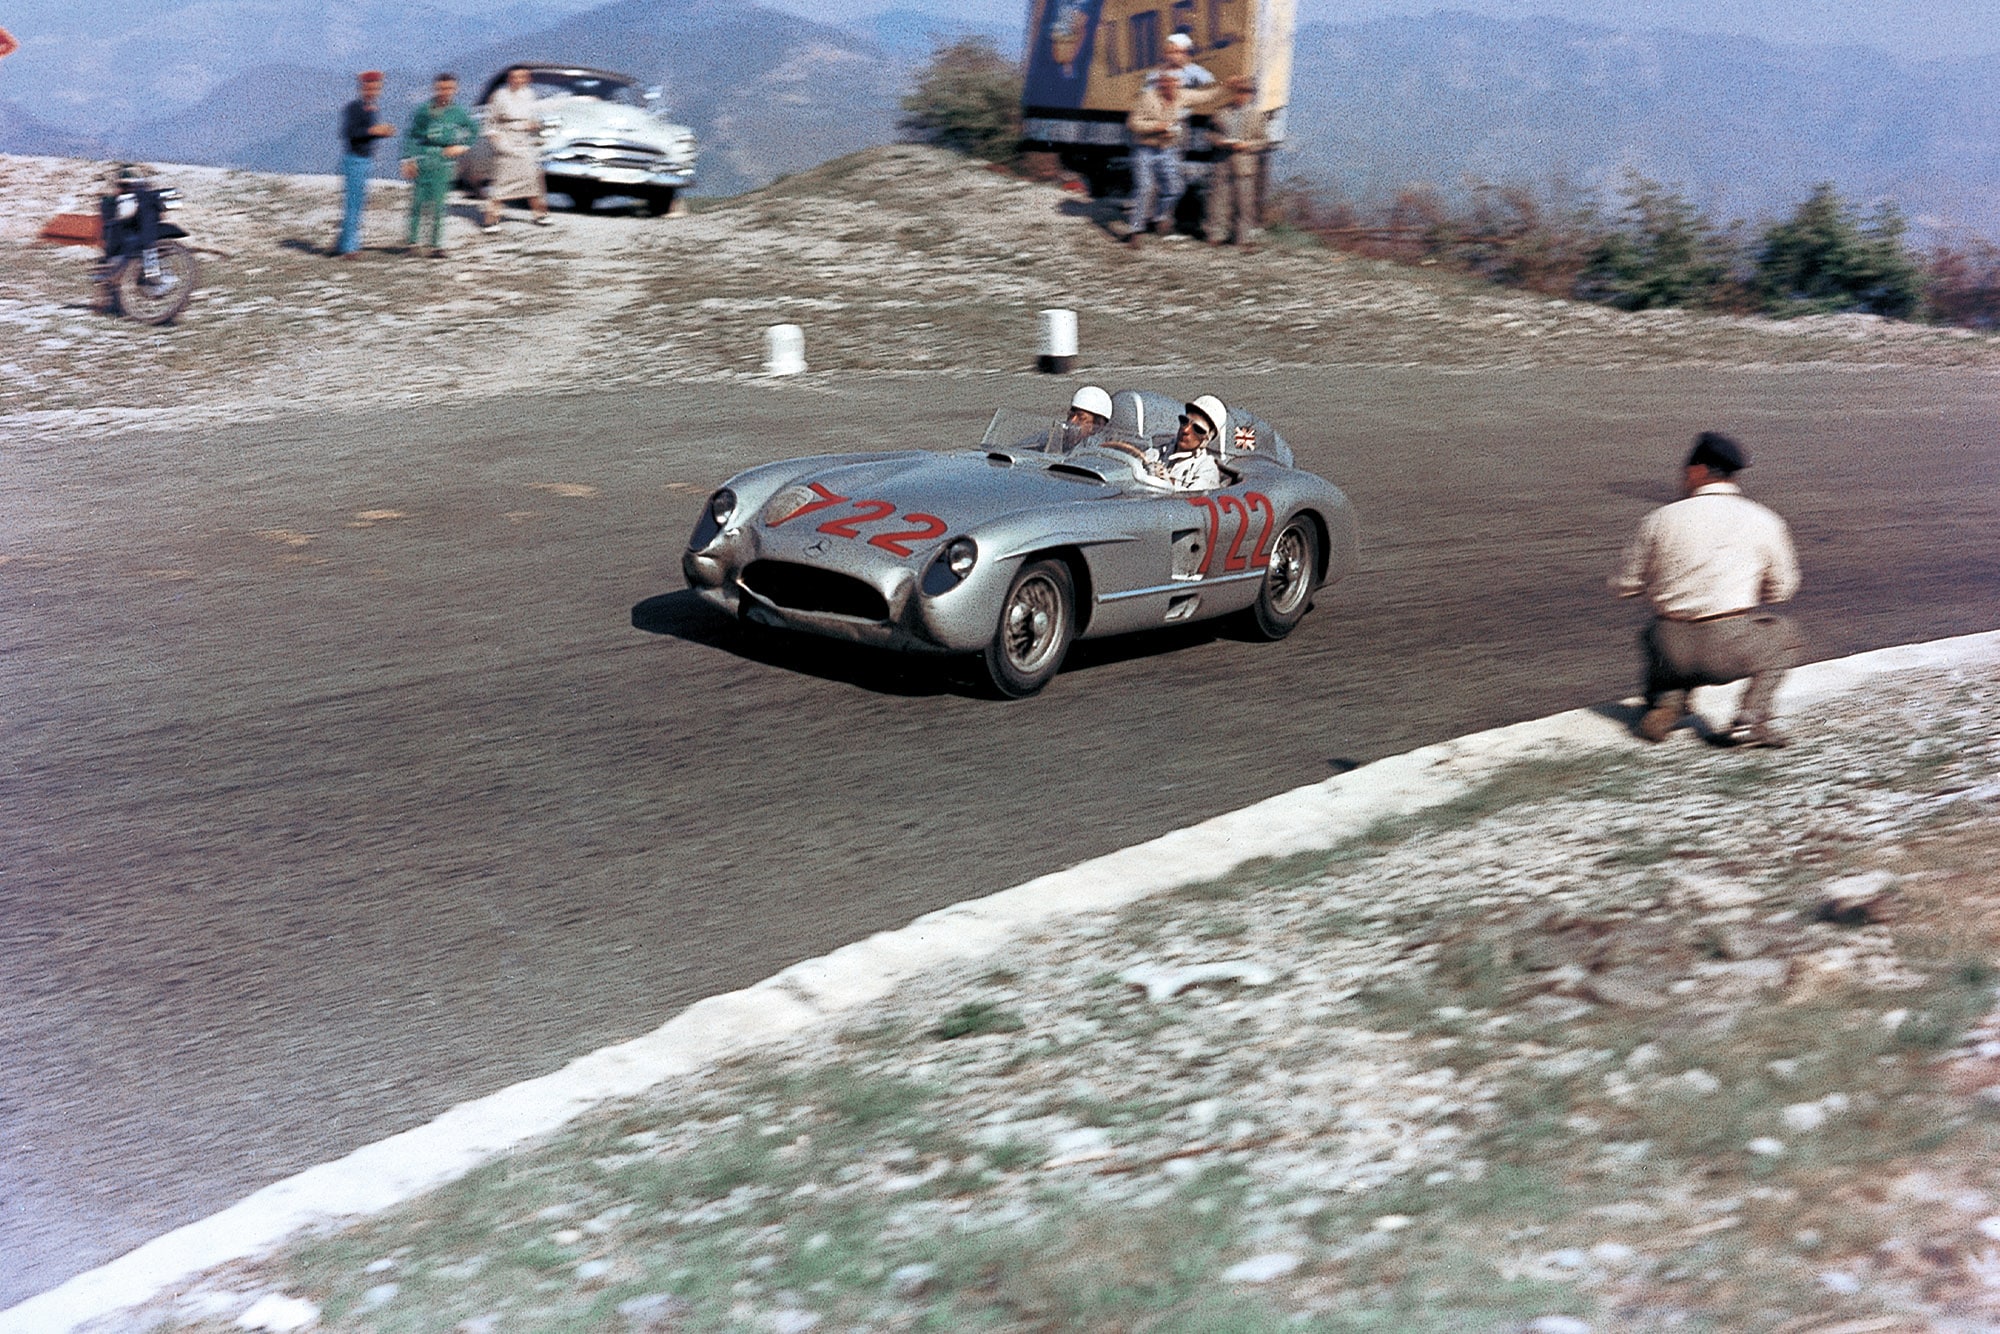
[764,323,805,376]
[6,629,1995,1334]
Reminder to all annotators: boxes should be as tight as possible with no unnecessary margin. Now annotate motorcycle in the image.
[97,165,198,324]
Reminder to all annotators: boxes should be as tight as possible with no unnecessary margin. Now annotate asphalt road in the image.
[3,366,1996,1306]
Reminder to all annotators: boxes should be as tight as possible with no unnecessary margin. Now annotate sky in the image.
[763,0,2000,62]
[18,0,1987,61]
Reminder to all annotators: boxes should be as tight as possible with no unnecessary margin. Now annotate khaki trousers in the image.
[1642,612,1806,725]
[1205,153,1260,244]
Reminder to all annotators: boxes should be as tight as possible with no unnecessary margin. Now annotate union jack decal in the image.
[1233,426,1258,453]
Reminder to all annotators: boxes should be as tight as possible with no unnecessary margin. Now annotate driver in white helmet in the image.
[1149,394,1226,490]
[1060,384,1115,451]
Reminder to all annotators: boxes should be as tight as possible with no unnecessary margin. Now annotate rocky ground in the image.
[5,146,1998,446]
[96,666,2000,1334]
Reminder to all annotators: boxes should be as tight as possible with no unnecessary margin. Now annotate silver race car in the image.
[682,389,1359,696]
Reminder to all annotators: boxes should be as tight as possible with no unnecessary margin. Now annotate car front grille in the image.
[741,561,890,621]
[548,140,685,171]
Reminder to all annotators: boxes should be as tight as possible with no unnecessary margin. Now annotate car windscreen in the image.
[981,408,1060,453]
[528,72,646,106]
[982,408,1166,462]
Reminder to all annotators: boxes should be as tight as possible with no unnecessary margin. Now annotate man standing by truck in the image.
[1161,31,1213,88]
[1205,76,1268,250]
[1123,54,1230,243]
[1124,68,1188,241]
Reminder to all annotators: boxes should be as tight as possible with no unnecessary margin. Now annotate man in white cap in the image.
[1061,384,1114,450]
[1150,394,1226,490]
[1611,431,1804,747]
[1161,31,1214,88]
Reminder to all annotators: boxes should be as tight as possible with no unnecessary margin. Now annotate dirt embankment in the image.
[4,146,1997,442]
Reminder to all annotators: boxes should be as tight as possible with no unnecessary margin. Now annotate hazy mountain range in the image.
[2,0,1996,234]
[1282,15,2000,237]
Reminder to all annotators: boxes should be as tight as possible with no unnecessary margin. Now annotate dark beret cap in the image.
[1687,431,1747,474]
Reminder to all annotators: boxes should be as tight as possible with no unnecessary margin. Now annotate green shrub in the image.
[1754,182,1922,316]
[898,37,1024,164]
[1579,171,1740,310]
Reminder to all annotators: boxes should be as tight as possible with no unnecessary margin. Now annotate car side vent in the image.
[1047,463,1108,483]
[986,452,1015,466]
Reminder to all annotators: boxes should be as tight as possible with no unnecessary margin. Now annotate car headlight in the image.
[924,537,977,595]
[687,487,735,551]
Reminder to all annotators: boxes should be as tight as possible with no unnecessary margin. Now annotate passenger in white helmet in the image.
[1061,384,1114,451]
[1150,395,1226,490]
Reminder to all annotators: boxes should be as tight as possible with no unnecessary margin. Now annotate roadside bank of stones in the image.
[102,664,2000,1334]
[6,146,1998,442]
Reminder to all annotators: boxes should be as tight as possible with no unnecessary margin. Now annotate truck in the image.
[1020,0,1297,199]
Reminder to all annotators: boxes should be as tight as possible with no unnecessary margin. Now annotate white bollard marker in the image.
[1037,308,1078,374]
[765,323,805,376]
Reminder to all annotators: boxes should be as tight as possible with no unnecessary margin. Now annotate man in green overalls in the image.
[400,73,476,256]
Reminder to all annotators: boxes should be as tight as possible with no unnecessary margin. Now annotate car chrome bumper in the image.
[546,161,694,189]
[684,545,996,654]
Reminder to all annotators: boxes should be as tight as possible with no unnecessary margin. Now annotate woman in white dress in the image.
[482,66,550,229]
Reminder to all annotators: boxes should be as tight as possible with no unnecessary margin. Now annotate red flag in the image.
[1233,425,1258,453]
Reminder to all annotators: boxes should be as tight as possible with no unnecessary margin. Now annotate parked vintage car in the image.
[458,64,697,214]
[682,389,1359,696]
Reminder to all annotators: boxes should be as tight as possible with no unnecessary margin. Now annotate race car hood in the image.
[752,448,1129,556]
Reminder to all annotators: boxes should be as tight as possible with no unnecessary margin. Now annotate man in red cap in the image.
[1611,431,1804,747]
[336,71,395,256]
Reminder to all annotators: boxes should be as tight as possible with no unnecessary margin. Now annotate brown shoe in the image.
[1637,703,1685,743]
[1725,721,1790,749]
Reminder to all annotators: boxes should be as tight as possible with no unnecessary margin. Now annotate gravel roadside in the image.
[5,146,1998,447]
[75,659,2000,1334]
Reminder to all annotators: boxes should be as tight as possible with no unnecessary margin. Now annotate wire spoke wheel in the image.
[1249,517,1319,640]
[983,558,1074,698]
[114,243,197,325]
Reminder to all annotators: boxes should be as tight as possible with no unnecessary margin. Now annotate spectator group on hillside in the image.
[335,66,551,259]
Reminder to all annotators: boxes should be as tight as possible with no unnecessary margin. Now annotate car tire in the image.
[1247,516,1319,640]
[982,558,1074,698]
[564,185,598,212]
[642,187,677,217]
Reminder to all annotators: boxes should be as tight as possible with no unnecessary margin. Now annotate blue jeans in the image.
[337,152,372,254]
[1128,145,1185,232]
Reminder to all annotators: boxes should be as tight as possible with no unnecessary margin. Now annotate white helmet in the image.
[1184,394,1228,445]
[1070,385,1113,421]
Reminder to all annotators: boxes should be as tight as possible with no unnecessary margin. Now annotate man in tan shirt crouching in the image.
[1612,432,1805,747]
